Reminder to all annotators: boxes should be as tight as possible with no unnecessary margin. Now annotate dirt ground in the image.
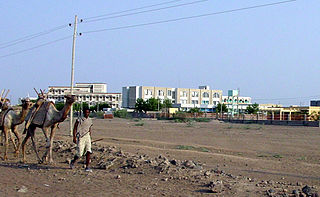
[0,118,319,196]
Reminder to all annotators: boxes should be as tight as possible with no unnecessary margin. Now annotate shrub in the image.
[192,118,211,122]
[173,111,188,122]
[134,122,144,126]
[113,109,129,118]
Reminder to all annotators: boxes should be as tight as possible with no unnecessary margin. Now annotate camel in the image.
[21,94,76,164]
[0,99,32,160]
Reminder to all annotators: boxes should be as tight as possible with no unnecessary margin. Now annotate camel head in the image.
[64,95,76,104]
[21,98,33,109]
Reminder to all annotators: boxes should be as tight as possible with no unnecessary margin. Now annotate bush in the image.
[192,118,211,122]
[113,109,129,118]
[89,111,104,119]
[173,111,188,122]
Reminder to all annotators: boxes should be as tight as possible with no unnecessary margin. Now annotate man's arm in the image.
[73,120,79,143]
[89,124,93,137]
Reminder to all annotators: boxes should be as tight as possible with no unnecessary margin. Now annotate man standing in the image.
[70,109,93,172]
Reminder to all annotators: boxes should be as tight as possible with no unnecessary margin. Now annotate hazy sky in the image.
[1,0,319,106]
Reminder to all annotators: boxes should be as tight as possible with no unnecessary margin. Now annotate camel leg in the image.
[41,127,50,162]
[22,125,41,163]
[11,126,20,157]
[0,129,3,146]
[21,129,31,163]
[48,124,57,163]
[8,128,17,152]
[3,127,8,160]
[30,130,42,164]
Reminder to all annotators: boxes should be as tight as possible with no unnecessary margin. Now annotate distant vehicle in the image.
[103,109,114,119]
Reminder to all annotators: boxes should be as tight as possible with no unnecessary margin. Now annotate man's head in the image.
[84,109,90,118]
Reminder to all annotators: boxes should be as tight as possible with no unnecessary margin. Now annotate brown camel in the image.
[22,95,76,163]
[0,99,32,160]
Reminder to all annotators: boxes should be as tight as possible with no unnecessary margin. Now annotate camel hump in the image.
[25,101,53,126]
[0,108,13,127]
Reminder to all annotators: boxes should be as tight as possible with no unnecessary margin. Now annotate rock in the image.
[204,171,211,176]
[115,175,121,179]
[161,178,168,182]
[170,159,179,166]
[300,193,307,197]
[292,190,299,194]
[268,180,275,185]
[302,185,312,195]
[266,189,275,196]
[184,160,196,169]
[125,159,138,168]
[312,193,319,197]
[209,180,224,193]
[17,185,28,193]
[66,158,72,164]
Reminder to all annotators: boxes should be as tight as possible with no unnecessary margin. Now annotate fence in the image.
[129,112,319,127]
[130,112,218,119]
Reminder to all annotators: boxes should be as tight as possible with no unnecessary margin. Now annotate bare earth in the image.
[0,118,319,196]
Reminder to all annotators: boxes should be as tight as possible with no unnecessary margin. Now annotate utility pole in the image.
[220,94,223,120]
[237,88,240,119]
[69,15,78,136]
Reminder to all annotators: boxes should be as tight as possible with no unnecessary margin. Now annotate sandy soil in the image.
[0,118,319,196]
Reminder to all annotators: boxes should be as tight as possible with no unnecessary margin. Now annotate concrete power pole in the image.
[69,15,78,136]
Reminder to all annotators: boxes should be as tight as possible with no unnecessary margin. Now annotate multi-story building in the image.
[48,83,122,109]
[221,90,252,114]
[122,85,222,112]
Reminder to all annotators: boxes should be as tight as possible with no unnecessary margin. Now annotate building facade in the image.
[48,83,122,109]
[122,85,222,112]
[222,96,252,114]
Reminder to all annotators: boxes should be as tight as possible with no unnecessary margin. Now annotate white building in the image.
[222,89,252,114]
[48,83,122,108]
[122,85,222,112]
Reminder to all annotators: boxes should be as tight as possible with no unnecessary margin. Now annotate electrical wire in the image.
[82,0,297,34]
[83,0,209,23]
[0,35,72,59]
[82,0,185,20]
[253,95,320,101]
[0,24,69,49]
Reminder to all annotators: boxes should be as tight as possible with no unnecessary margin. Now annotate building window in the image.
[203,92,209,98]
[180,91,187,97]
[213,92,220,98]
[158,90,164,96]
[167,90,172,96]
[181,99,187,104]
[192,100,199,104]
[192,91,199,97]
[201,100,209,104]
[144,89,153,96]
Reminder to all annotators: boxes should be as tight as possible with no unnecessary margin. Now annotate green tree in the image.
[216,103,228,113]
[99,102,110,110]
[114,109,129,118]
[246,103,259,114]
[135,98,147,113]
[55,102,65,111]
[163,99,172,109]
[189,107,201,113]
[146,98,162,111]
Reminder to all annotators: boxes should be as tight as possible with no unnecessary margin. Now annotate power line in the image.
[0,35,72,59]
[0,24,69,49]
[83,0,209,23]
[82,0,297,34]
[254,95,320,101]
[82,0,185,20]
